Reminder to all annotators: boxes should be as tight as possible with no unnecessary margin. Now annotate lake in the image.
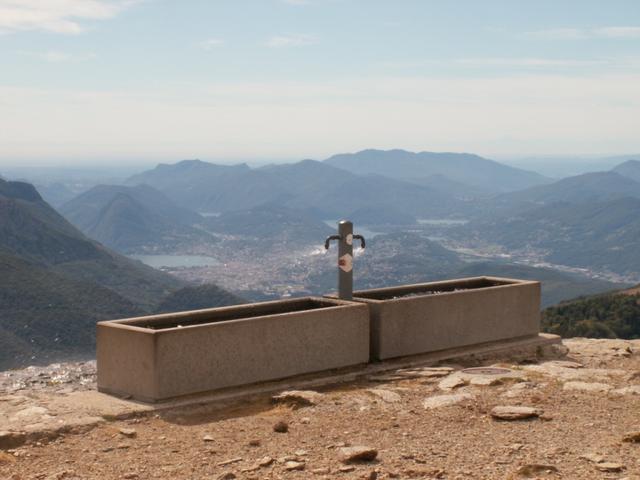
[130,254,221,268]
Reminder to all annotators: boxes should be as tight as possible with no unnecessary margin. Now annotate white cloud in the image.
[19,50,96,62]
[200,38,224,50]
[525,26,640,40]
[265,34,316,48]
[595,26,640,38]
[0,0,138,34]
[454,57,607,68]
[524,28,587,40]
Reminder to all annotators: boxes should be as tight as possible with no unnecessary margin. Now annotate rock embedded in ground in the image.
[423,393,474,410]
[284,461,305,471]
[490,406,542,421]
[622,431,640,443]
[118,428,136,438]
[516,464,558,477]
[595,462,624,472]
[367,388,402,403]
[272,390,323,408]
[0,431,26,450]
[611,385,640,395]
[217,473,236,480]
[562,381,612,392]
[257,456,274,467]
[338,446,378,463]
[438,375,467,391]
[273,420,289,433]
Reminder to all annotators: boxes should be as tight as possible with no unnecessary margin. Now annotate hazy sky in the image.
[1,0,639,166]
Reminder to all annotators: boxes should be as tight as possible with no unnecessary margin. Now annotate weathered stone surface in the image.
[490,406,542,420]
[119,428,137,438]
[611,385,640,396]
[502,382,539,398]
[595,462,624,472]
[562,381,612,393]
[438,375,467,391]
[257,456,274,467]
[622,431,640,443]
[516,464,558,477]
[284,461,305,471]
[273,420,288,433]
[423,393,474,410]
[0,430,26,450]
[579,453,605,463]
[272,390,324,408]
[367,389,401,403]
[338,446,378,463]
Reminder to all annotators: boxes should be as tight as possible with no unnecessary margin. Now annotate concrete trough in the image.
[97,297,369,402]
[348,276,541,361]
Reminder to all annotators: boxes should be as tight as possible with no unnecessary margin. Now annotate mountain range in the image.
[60,184,214,253]
[124,158,465,218]
[0,178,238,370]
[324,149,550,192]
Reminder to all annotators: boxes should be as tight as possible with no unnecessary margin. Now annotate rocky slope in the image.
[1,338,639,479]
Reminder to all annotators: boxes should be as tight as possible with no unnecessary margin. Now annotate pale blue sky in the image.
[1,0,639,166]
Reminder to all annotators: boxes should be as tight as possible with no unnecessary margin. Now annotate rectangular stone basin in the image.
[348,276,540,361]
[97,297,369,402]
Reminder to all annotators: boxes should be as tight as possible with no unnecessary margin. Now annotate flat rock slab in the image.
[611,385,640,396]
[338,446,378,463]
[366,388,401,403]
[438,367,527,391]
[562,381,612,393]
[423,393,474,409]
[491,406,542,421]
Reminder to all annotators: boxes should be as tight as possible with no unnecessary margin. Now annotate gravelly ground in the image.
[1,339,639,480]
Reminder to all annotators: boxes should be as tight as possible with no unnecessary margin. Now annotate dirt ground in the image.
[1,338,639,480]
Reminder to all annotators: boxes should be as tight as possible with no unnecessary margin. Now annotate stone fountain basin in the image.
[347,276,540,361]
[97,297,369,402]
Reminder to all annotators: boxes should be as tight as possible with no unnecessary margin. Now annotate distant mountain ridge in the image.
[464,196,640,277]
[323,149,550,192]
[60,184,213,253]
[613,159,640,183]
[125,158,463,218]
[0,178,239,370]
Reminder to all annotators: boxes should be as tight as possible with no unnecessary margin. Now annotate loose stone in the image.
[338,446,378,463]
[622,431,640,443]
[258,456,274,467]
[118,428,137,438]
[272,390,323,408]
[273,420,289,433]
[284,461,305,471]
[490,406,542,420]
[595,463,624,472]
